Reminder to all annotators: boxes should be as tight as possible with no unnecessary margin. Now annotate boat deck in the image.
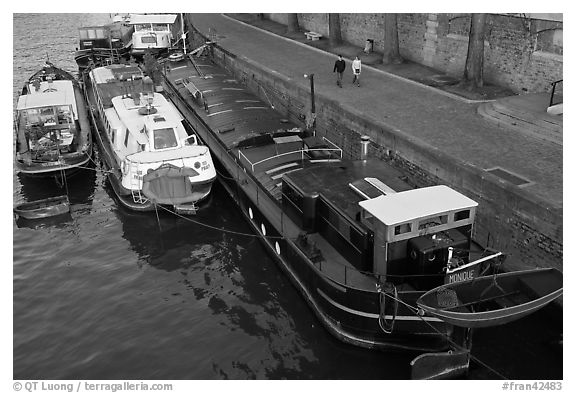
[166,57,299,152]
[307,232,377,290]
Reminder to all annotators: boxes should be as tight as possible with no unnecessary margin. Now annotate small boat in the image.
[14,62,92,179]
[75,14,134,71]
[128,14,180,57]
[82,63,216,213]
[416,268,563,328]
[13,195,70,220]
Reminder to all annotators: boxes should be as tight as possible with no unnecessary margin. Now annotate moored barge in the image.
[14,62,92,179]
[128,14,180,58]
[160,48,559,378]
[75,14,134,72]
[82,63,216,213]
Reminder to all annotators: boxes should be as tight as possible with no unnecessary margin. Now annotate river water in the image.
[12,14,563,381]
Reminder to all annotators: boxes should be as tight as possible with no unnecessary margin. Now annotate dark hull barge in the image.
[14,62,92,179]
[74,15,133,72]
[160,49,560,378]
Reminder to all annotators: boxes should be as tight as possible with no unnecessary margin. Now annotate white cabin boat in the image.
[128,14,178,56]
[84,63,216,213]
[14,63,92,178]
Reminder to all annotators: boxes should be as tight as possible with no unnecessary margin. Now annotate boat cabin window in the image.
[394,223,412,235]
[152,24,170,32]
[141,36,157,44]
[418,215,448,230]
[79,28,107,40]
[361,210,376,229]
[153,128,178,150]
[454,209,471,221]
[135,24,170,33]
[182,135,198,146]
[23,107,59,127]
[56,105,73,124]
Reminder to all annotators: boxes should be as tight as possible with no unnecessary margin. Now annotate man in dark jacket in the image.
[333,55,346,87]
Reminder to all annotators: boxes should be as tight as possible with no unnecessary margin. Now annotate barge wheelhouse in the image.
[160,52,547,378]
[14,62,92,179]
[83,63,216,213]
[75,15,134,72]
[128,14,179,57]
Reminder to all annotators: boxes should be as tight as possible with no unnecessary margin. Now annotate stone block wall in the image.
[284,13,563,94]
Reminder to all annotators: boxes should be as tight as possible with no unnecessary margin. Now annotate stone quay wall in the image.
[265,13,563,94]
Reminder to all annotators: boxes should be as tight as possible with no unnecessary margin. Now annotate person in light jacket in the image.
[352,56,361,87]
[333,54,346,87]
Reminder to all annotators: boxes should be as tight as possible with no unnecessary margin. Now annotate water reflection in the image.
[16,162,97,204]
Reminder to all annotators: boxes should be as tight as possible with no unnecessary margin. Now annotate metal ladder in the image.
[129,162,148,204]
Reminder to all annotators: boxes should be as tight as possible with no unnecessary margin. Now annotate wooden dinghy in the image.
[416,268,563,328]
[13,195,70,220]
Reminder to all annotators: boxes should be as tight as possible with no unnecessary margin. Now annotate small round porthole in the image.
[248,207,253,219]
[261,223,267,236]
[275,242,281,255]
[427,254,436,262]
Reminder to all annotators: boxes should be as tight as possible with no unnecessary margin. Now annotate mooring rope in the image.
[155,203,286,239]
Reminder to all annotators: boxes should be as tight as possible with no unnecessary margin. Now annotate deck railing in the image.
[238,137,343,173]
[549,79,563,107]
[313,249,505,291]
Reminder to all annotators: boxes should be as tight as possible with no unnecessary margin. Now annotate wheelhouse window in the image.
[56,105,72,124]
[153,128,178,150]
[23,107,58,127]
[152,24,169,32]
[394,223,412,235]
[418,215,448,230]
[454,209,471,221]
[141,36,157,44]
[134,24,149,32]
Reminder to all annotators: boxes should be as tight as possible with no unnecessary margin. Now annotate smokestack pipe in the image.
[360,135,370,161]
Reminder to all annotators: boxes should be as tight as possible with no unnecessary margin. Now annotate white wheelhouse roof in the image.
[128,14,177,25]
[359,185,478,226]
[17,80,75,111]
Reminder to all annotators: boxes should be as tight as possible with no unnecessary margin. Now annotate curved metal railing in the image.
[549,79,563,107]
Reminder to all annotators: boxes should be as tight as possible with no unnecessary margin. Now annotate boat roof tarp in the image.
[128,14,177,25]
[359,185,478,226]
[142,164,199,205]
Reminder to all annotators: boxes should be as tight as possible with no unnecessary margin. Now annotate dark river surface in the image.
[12,13,563,381]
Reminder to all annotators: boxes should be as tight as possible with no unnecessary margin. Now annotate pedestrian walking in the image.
[333,54,346,87]
[352,56,362,87]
